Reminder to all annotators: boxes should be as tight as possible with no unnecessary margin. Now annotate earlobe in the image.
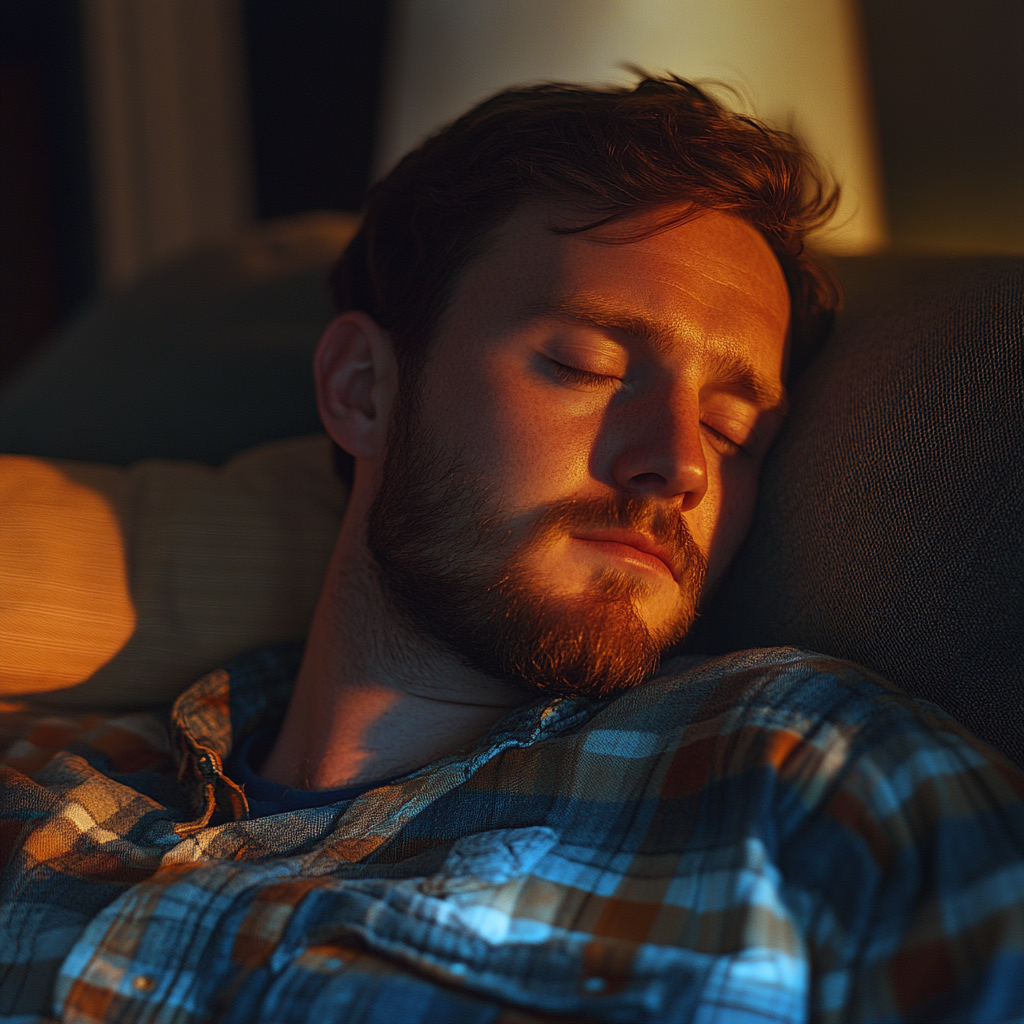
[313,312,398,461]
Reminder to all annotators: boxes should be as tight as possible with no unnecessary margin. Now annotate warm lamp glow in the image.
[0,457,137,693]
[378,0,887,254]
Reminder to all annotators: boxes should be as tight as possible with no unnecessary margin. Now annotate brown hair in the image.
[329,74,840,476]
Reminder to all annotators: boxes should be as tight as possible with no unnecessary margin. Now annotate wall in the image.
[862,0,1024,253]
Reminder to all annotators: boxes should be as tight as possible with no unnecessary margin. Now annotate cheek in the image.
[421,351,598,505]
[486,388,600,505]
[695,458,761,587]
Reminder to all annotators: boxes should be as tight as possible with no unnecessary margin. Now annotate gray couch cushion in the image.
[690,255,1024,766]
[3,230,1020,765]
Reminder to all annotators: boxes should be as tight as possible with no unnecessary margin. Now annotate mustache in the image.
[526,494,708,588]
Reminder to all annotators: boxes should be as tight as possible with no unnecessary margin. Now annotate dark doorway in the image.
[242,0,391,219]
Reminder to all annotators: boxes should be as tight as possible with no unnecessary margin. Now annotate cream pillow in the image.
[0,435,346,708]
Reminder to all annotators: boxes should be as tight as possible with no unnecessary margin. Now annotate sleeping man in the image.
[2,76,1023,1023]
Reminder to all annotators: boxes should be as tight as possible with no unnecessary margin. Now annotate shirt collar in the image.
[169,643,302,832]
[167,641,602,837]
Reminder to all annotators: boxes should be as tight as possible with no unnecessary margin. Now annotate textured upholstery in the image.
[690,256,1024,765]
[0,436,344,707]
[1,226,1019,762]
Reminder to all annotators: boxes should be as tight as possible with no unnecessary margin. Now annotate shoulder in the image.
[608,646,928,741]
[594,647,1024,811]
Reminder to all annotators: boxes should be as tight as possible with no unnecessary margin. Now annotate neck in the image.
[261,508,528,791]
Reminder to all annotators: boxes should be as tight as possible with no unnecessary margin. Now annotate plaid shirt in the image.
[1,644,1023,1023]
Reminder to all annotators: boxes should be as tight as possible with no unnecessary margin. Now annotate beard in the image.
[366,397,707,701]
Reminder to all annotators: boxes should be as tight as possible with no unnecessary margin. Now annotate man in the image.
[2,76,1022,1023]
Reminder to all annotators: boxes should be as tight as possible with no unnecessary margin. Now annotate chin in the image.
[466,571,699,701]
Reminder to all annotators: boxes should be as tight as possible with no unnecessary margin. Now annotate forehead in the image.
[444,203,791,378]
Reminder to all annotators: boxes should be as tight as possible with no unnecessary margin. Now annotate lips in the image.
[572,530,681,582]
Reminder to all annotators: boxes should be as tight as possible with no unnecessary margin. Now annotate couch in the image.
[1,214,1020,765]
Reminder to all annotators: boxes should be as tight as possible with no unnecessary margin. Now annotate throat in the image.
[258,544,527,791]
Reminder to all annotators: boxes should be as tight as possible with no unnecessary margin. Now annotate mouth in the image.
[571,530,680,583]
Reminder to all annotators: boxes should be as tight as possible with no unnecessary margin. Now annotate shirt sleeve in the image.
[780,695,1024,1022]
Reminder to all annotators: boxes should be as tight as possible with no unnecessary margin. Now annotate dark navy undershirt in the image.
[225,724,404,819]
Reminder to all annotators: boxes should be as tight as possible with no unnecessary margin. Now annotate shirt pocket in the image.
[419,826,559,896]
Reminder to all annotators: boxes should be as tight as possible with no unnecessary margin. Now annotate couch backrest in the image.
[2,226,1020,763]
[690,255,1024,765]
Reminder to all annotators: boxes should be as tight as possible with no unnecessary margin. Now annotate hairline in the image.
[415,200,791,413]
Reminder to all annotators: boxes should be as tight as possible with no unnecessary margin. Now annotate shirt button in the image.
[582,976,606,993]
[131,975,156,992]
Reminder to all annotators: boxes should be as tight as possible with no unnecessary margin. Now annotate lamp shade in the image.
[376,0,886,254]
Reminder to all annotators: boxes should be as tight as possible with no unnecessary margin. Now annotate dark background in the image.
[1,0,1021,386]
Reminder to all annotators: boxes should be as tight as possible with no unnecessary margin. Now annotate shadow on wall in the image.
[861,0,1024,254]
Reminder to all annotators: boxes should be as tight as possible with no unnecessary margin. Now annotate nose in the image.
[607,389,708,510]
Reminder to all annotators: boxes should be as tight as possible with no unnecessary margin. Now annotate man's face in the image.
[368,204,790,699]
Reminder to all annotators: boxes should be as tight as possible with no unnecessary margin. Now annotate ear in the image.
[313,312,399,461]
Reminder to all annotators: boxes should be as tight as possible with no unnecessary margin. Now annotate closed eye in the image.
[547,358,621,387]
[701,422,748,456]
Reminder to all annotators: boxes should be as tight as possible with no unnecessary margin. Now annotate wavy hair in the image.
[330,74,840,431]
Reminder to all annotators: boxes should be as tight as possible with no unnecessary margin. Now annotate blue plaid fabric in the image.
[1,644,1023,1023]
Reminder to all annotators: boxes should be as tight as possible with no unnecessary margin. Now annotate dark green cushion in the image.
[0,217,351,466]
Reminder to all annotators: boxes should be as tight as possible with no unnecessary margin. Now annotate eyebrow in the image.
[518,295,789,413]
